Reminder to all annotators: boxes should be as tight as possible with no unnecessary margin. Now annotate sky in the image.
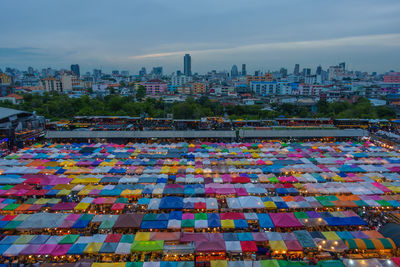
[0,0,400,74]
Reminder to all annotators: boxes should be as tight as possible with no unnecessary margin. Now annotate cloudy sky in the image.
[1,0,399,74]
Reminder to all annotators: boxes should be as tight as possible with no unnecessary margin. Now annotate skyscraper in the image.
[280,68,287,78]
[71,64,80,77]
[184,54,192,76]
[152,67,163,76]
[139,67,147,76]
[241,64,247,76]
[339,62,346,71]
[294,64,300,76]
[303,68,311,76]
[231,65,238,78]
[316,66,322,75]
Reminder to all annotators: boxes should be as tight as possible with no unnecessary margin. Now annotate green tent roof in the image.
[59,234,80,244]
[131,241,164,252]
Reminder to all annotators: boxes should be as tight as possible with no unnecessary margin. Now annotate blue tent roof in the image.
[234,219,248,229]
[141,220,168,229]
[67,243,87,255]
[257,213,274,228]
[159,196,183,209]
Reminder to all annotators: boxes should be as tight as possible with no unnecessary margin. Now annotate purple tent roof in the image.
[19,244,41,255]
[51,202,77,211]
[36,244,57,255]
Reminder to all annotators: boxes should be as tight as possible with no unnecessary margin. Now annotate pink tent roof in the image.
[269,213,302,228]
[66,213,81,220]
[195,239,226,252]
[252,232,268,241]
[111,203,125,210]
[285,240,303,251]
[51,244,72,256]
[181,233,209,242]
[220,212,245,220]
[182,213,195,220]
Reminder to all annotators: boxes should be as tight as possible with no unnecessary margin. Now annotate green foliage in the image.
[0,93,396,121]
[136,85,146,102]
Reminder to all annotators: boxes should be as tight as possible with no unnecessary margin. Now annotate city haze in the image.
[1,0,400,73]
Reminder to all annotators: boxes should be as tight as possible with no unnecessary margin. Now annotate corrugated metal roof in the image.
[0,107,31,120]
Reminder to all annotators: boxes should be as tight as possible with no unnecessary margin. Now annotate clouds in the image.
[0,0,399,73]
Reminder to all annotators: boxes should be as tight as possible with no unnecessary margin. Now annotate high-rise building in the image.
[231,65,238,78]
[294,64,300,76]
[139,67,147,76]
[303,68,311,76]
[152,67,163,76]
[339,62,346,71]
[71,64,80,77]
[241,64,247,76]
[112,70,119,76]
[93,69,102,78]
[176,70,182,76]
[316,66,322,75]
[280,68,288,78]
[27,67,34,75]
[184,54,192,76]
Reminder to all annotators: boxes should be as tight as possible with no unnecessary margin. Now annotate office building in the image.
[231,65,238,78]
[192,82,207,94]
[241,64,247,76]
[171,75,192,86]
[139,67,147,76]
[316,66,322,75]
[152,67,163,76]
[93,69,102,78]
[70,64,80,77]
[294,64,300,76]
[339,62,346,71]
[280,68,288,78]
[246,73,274,85]
[184,54,192,76]
[303,68,311,76]
[41,77,62,92]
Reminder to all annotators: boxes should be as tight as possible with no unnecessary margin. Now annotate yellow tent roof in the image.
[92,264,125,267]
[56,189,71,196]
[322,231,341,240]
[211,261,228,267]
[84,242,102,253]
[269,240,287,252]
[221,220,235,229]
[134,232,151,241]
[263,201,277,209]
[74,202,90,211]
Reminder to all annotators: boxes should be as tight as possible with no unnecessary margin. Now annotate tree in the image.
[136,85,146,102]
[107,87,116,95]
[376,106,396,119]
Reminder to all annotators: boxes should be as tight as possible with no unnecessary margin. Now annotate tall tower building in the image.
[231,65,238,78]
[70,64,80,77]
[241,64,247,76]
[184,54,192,76]
[339,62,346,71]
[316,66,322,75]
[294,64,300,76]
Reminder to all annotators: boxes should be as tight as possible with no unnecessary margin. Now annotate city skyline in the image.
[0,0,399,73]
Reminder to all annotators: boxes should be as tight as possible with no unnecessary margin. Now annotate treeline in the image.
[0,92,396,121]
